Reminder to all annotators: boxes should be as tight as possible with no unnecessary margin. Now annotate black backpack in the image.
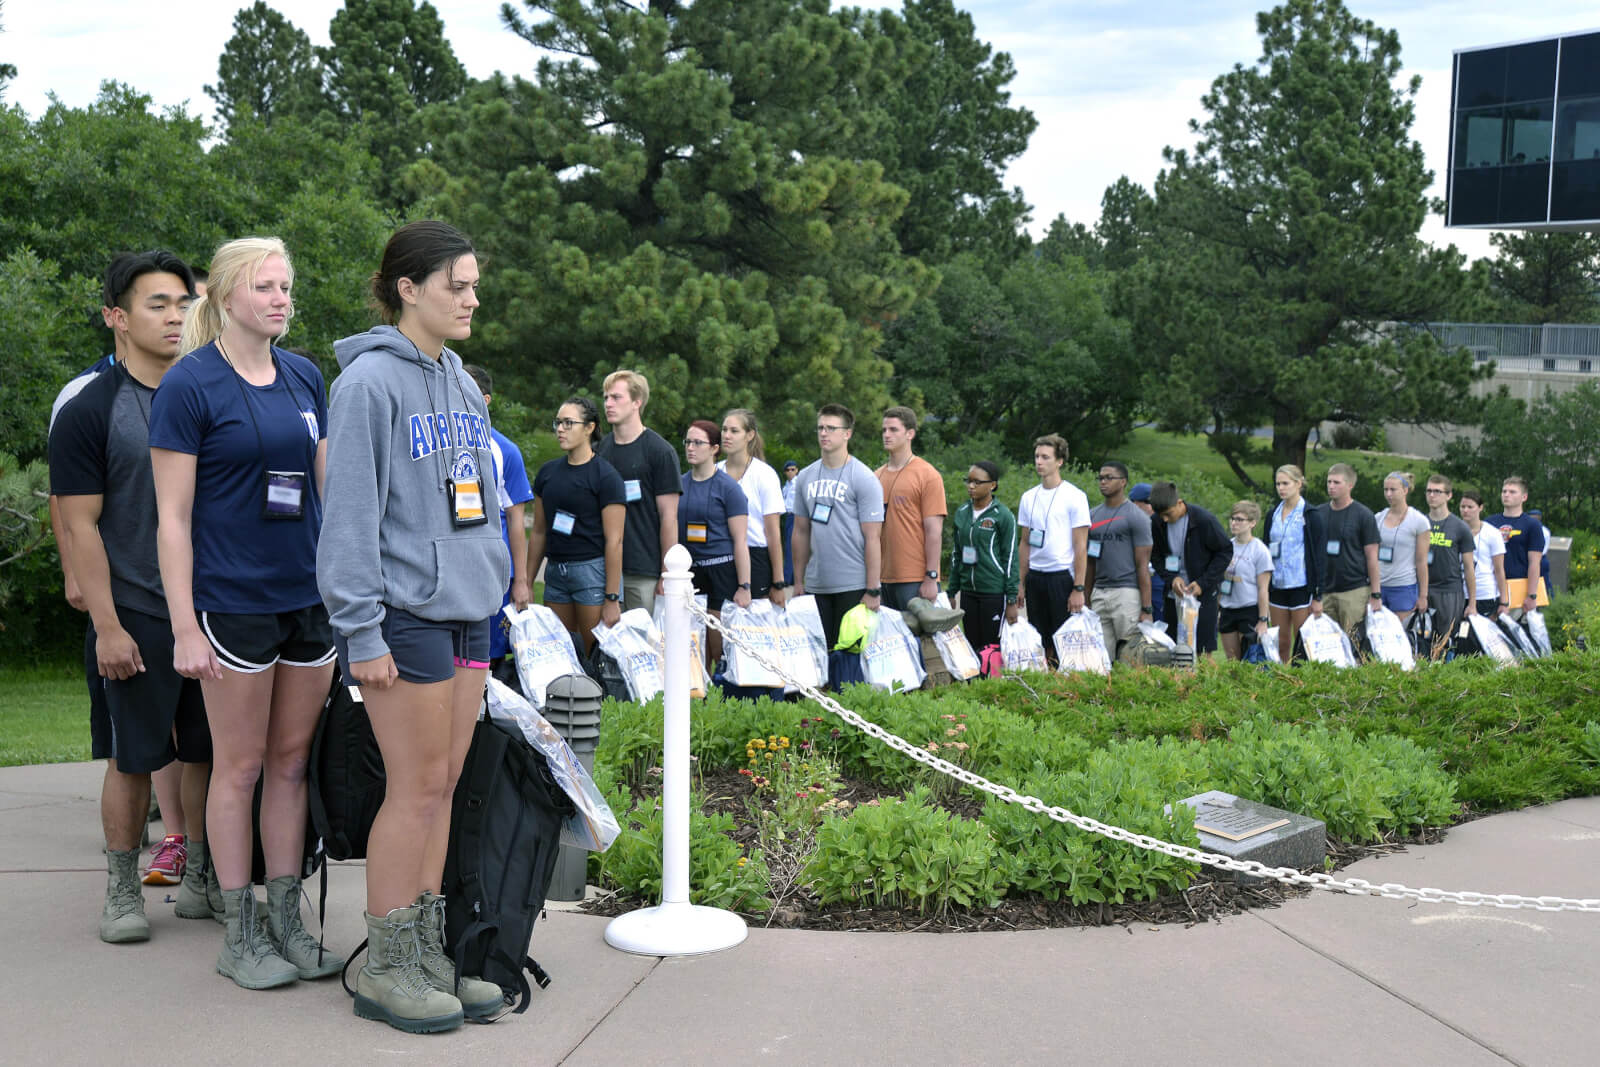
[442,715,575,1013]
[307,671,385,862]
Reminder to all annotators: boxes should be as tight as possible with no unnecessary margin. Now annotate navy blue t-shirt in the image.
[148,343,327,613]
[1485,512,1545,581]
[533,454,626,563]
[679,470,748,562]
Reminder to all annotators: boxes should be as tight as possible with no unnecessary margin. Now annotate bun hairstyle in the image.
[370,221,476,325]
[562,396,602,444]
[1385,471,1414,491]
[180,237,292,355]
[973,460,1000,483]
[1275,463,1306,486]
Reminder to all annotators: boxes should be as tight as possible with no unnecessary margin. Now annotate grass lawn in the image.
[1117,426,1425,496]
[0,664,90,767]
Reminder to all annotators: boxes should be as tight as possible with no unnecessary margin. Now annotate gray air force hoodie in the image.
[317,325,510,664]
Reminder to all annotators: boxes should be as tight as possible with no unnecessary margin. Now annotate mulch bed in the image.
[578,770,1456,933]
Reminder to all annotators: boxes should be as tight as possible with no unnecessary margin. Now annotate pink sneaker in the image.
[143,833,186,886]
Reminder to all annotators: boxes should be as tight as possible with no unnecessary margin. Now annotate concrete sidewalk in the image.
[2,760,1595,1066]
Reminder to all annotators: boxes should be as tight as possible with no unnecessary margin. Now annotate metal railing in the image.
[1403,322,1600,373]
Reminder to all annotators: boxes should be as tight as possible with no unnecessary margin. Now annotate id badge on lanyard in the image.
[1269,540,1282,559]
[624,479,643,503]
[1028,527,1045,548]
[262,470,307,521]
[1378,545,1394,563]
[962,545,978,565]
[448,450,488,528]
[552,510,576,536]
[687,522,708,543]
[1087,539,1102,559]
[811,501,833,525]
[1325,539,1342,556]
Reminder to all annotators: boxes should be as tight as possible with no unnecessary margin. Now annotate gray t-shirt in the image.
[1088,499,1152,588]
[793,455,885,593]
[1221,538,1274,609]
[1167,513,1191,581]
[1375,506,1431,588]
[1426,514,1473,587]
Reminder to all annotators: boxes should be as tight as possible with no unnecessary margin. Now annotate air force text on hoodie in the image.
[317,325,511,665]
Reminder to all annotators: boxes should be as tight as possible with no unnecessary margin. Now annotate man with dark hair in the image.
[463,364,535,675]
[1423,474,1474,657]
[1488,476,1546,618]
[1083,460,1152,659]
[1016,433,1090,665]
[596,369,681,613]
[876,406,946,610]
[1148,482,1230,654]
[791,403,885,653]
[50,251,217,943]
[1317,463,1381,640]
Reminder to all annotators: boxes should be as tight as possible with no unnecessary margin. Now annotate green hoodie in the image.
[949,500,1019,601]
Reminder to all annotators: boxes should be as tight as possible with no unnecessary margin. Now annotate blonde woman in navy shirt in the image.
[150,237,343,991]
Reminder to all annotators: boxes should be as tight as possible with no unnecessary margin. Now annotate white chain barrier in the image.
[690,602,1600,914]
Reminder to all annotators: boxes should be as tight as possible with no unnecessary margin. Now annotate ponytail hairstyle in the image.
[689,419,722,458]
[369,220,476,326]
[722,408,765,460]
[1384,470,1414,492]
[563,396,602,445]
[179,237,293,355]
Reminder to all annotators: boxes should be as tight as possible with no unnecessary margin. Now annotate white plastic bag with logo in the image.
[1000,618,1049,673]
[593,609,666,701]
[1053,610,1112,675]
[1466,613,1517,666]
[932,627,982,680]
[485,677,619,851]
[1174,594,1202,653]
[861,608,925,693]
[506,604,586,708]
[778,595,829,693]
[1364,605,1415,671]
[1522,608,1553,657]
[1261,625,1282,664]
[720,599,785,688]
[1299,613,1357,667]
[1495,615,1538,659]
[653,593,708,670]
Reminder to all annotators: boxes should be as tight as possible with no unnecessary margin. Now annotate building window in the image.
[1555,97,1600,162]
[1455,108,1504,168]
[1581,360,1593,373]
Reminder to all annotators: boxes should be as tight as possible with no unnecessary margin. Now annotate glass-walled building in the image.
[1448,29,1600,228]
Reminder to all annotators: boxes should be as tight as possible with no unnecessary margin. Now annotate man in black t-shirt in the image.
[595,369,681,613]
[1423,474,1474,657]
[49,251,214,944]
[1316,463,1381,640]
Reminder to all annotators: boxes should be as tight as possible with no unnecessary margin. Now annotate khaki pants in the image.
[1321,587,1369,639]
[622,573,658,614]
[1090,586,1142,658]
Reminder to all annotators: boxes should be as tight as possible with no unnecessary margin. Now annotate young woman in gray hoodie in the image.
[317,221,510,1034]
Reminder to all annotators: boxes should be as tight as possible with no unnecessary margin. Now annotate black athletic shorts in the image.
[1269,583,1311,611]
[200,604,335,674]
[691,558,739,612]
[85,622,112,761]
[1218,605,1262,635]
[335,607,492,686]
[749,548,774,599]
[102,605,212,775]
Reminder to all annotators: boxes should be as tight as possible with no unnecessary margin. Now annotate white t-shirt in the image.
[1469,524,1505,600]
[1374,506,1431,588]
[1221,538,1274,610]
[1017,480,1091,574]
[719,457,784,548]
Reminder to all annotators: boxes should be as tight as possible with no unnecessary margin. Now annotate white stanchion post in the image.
[604,544,748,957]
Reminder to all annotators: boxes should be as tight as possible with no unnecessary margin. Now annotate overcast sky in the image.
[7,1,1600,261]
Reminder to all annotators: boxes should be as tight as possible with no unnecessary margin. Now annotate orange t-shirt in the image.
[875,456,948,584]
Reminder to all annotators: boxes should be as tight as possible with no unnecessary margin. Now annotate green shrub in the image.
[1543,585,1600,651]
[590,790,771,913]
[805,786,1006,913]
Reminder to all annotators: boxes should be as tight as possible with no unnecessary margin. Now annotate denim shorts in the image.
[1380,583,1419,613]
[335,607,491,686]
[544,557,607,606]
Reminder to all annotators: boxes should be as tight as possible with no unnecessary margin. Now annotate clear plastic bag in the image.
[1053,610,1111,674]
[1496,614,1538,659]
[720,599,785,688]
[1522,608,1553,656]
[1175,593,1201,652]
[593,609,666,701]
[861,608,925,692]
[1299,613,1357,667]
[484,677,619,851]
[1466,613,1517,666]
[779,595,829,694]
[1261,625,1282,664]
[932,627,982,680]
[505,604,586,707]
[1364,605,1415,671]
[1000,618,1049,673]
[653,593,708,671]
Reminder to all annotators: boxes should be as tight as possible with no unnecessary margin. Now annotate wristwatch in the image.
[604,592,622,602]
[1369,591,1382,599]
[865,587,882,598]
[924,570,939,580]
[1141,605,1153,614]
[1073,584,1085,592]
[1257,616,1269,624]
[770,581,789,591]
[738,582,752,591]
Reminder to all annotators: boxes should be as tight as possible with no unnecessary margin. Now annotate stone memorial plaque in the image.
[1193,802,1289,842]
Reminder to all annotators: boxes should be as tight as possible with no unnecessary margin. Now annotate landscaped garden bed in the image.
[581,655,1600,929]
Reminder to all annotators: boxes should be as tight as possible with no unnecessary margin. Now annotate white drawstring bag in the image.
[1053,610,1112,675]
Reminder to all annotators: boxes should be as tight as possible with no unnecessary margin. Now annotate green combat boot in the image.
[265,876,344,980]
[354,906,464,1034]
[175,840,225,924]
[216,887,298,990]
[417,891,507,1019]
[100,848,150,943]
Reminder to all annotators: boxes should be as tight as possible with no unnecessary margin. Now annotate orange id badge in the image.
[687,522,708,544]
